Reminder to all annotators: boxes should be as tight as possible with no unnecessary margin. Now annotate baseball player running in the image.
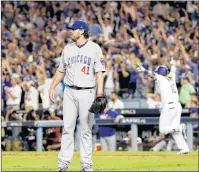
[49,20,106,171]
[136,58,189,155]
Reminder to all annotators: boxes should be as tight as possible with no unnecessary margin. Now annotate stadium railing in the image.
[2,116,198,151]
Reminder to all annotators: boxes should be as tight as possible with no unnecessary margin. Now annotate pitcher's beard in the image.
[71,35,81,42]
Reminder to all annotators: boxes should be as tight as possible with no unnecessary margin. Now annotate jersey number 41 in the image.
[81,66,89,75]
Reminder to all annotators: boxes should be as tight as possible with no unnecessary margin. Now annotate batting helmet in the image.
[154,65,169,76]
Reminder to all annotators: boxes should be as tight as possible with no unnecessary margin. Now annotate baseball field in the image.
[2,151,198,171]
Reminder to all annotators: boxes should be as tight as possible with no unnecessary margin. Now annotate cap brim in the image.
[66,26,76,30]
[66,26,89,32]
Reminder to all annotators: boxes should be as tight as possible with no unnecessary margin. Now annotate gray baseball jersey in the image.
[57,40,106,87]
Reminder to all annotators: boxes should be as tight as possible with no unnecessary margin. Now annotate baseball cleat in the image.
[58,166,68,172]
[177,149,189,155]
[82,166,93,172]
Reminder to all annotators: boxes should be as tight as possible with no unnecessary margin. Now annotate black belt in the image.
[168,101,179,104]
[67,85,95,90]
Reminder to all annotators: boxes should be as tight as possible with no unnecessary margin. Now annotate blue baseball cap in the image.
[66,20,89,32]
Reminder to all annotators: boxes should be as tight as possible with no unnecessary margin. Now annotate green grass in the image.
[2,151,198,171]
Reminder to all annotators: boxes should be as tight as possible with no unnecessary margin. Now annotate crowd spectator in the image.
[23,81,39,111]
[186,94,198,119]
[22,109,39,151]
[120,130,142,151]
[4,77,22,112]
[5,110,23,151]
[108,91,124,110]
[146,93,162,109]
[179,76,196,107]
[115,63,131,99]
[190,108,198,118]
[23,108,40,121]
[103,58,115,99]
[37,76,51,110]
[95,106,124,151]
[134,73,148,99]
[185,94,198,108]
[42,109,61,151]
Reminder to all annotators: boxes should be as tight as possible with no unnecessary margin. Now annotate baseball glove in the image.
[89,95,107,114]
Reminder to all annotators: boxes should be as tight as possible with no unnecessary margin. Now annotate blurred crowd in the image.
[1,1,199,151]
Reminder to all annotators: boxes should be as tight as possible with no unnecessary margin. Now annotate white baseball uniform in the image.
[57,40,105,170]
[153,65,189,151]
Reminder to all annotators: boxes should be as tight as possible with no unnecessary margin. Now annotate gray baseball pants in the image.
[58,86,95,170]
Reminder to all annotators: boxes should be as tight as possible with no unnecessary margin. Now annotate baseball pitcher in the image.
[49,20,106,172]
